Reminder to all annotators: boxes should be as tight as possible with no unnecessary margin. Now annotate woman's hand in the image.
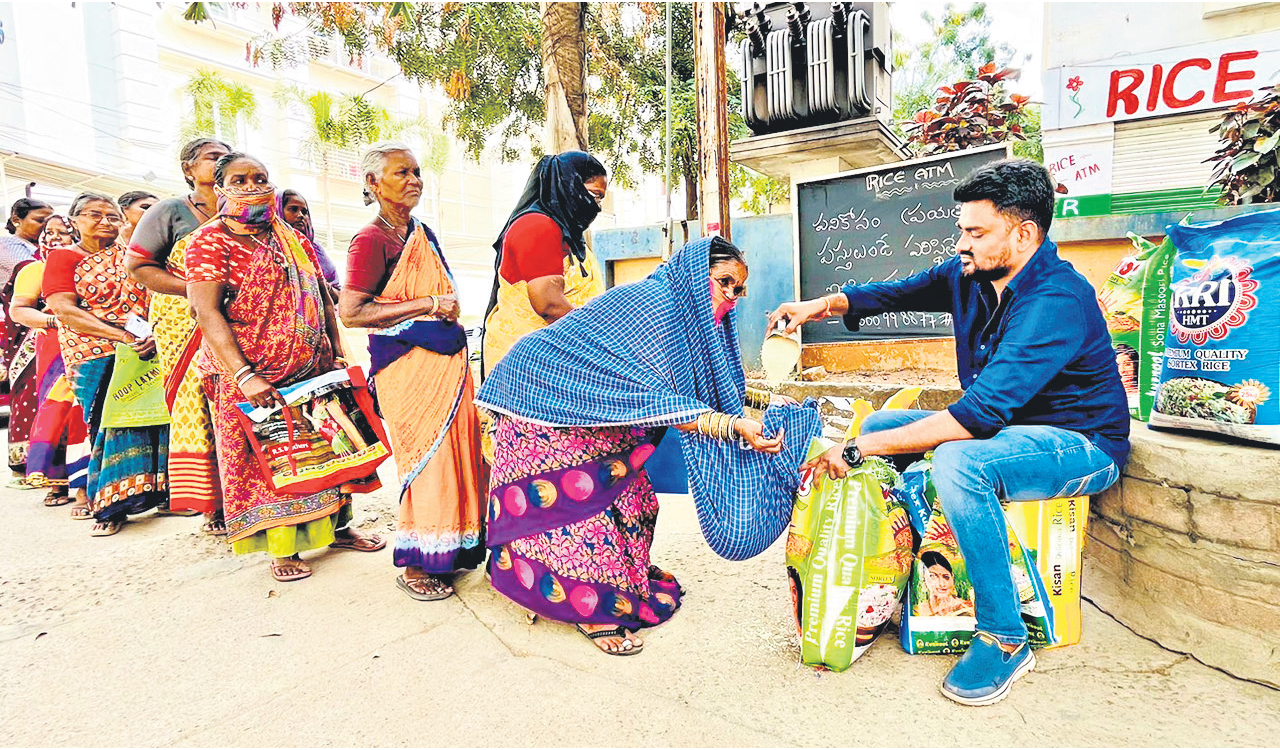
[801,443,853,479]
[735,418,784,454]
[431,293,460,322]
[128,335,157,360]
[240,375,285,409]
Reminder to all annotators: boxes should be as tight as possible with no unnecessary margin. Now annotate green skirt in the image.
[231,504,354,557]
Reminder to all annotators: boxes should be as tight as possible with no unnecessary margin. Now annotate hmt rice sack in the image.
[785,390,919,671]
[897,458,1089,655]
[1097,234,1175,421]
[1150,209,1280,444]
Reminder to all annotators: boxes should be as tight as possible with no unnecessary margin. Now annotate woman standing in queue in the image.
[2,198,54,487]
[9,215,89,510]
[117,191,158,246]
[479,151,609,378]
[126,137,231,532]
[186,152,383,582]
[44,193,167,537]
[339,143,486,602]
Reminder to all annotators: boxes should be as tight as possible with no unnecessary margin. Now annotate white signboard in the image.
[1043,123,1115,197]
[1044,32,1280,130]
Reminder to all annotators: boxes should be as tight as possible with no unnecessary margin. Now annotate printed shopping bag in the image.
[101,344,170,428]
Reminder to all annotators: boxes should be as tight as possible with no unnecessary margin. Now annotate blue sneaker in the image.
[941,631,1036,706]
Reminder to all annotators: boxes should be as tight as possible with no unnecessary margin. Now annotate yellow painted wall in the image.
[611,257,663,286]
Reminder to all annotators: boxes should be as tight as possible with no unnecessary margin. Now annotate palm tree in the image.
[179,70,259,145]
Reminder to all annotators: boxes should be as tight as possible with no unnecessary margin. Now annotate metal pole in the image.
[663,0,673,259]
[693,1,731,241]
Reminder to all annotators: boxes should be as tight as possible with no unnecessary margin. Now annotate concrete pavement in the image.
[1,472,1277,747]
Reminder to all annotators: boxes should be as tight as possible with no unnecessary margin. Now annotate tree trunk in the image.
[692,1,730,239]
[684,172,699,222]
[541,1,588,154]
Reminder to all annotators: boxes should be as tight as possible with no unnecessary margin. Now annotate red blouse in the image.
[499,213,568,284]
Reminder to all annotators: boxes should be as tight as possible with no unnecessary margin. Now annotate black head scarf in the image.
[481,151,606,373]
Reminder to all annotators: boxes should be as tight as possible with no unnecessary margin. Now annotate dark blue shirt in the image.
[840,238,1130,468]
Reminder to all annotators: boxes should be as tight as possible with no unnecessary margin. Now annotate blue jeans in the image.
[862,410,1121,645]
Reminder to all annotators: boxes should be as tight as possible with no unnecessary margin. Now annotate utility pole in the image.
[693,1,731,241]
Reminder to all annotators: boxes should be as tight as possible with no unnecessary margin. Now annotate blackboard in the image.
[795,143,1010,343]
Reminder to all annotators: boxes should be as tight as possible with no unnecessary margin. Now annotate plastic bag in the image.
[1097,233,1175,421]
[234,367,391,495]
[785,389,918,671]
[1150,209,1280,443]
[101,344,169,428]
[897,457,1088,654]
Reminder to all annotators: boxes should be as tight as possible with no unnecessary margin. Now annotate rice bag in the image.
[785,392,918,671]
[1150,209,1280,444]
[1096,234,1175,421]
[897,458,1089,654]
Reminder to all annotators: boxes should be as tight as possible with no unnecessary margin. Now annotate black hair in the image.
[708,236,746,268]
[118,190,158,210]
[213,151,264,187]
[953,158,1055,240]
[179,137,233,188]
[279,188,305,205]
[69,191,118,218]
[921,550,953,572]
[5,197,51,234]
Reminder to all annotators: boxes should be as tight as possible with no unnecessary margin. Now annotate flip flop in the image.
[396,574,454,601]
[43,491,73,507]
[330,532,386,552]
[201,517,227,536]
[271,558,313,582]
[156,507,201,517]
[576,624,644,656]
[90,521,122,537]
[69,505,93,520]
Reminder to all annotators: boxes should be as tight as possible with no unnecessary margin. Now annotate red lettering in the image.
[1146,64,1163,111]
[1106,69,1143,117]
[1163,57,1212,108]
[1213,50,1258,103]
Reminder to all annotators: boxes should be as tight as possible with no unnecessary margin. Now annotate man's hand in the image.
[767,298,829,335]
[801,442,853,479]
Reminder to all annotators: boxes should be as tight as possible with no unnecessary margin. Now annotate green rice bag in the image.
[1096,234,1175,421]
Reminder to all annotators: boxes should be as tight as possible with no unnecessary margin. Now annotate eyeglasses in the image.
[77,211,124,226]
[716,275,747,298]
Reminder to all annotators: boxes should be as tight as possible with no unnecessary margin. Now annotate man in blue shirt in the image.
[769,159,1129,706]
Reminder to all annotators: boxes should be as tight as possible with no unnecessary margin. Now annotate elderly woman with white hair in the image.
[339,142,486,602]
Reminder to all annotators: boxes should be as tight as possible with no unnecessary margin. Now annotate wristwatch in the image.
[841,441,864,467]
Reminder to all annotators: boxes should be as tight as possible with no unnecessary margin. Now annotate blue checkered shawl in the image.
[475,237,821,561]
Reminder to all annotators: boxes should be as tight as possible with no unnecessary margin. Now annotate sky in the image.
[889,1,1046,100]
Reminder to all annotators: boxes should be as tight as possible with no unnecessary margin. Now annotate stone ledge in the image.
[1086,426,1280,689]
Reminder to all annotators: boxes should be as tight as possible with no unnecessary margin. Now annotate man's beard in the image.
[960,246,1012,283]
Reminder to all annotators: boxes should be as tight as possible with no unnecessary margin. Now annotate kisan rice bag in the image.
[1150,209,1280,444]
[785,390,919,671]
[1096,234,1175,421]
[897,458,1089,655]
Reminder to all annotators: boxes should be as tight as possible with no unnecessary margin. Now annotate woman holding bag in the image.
[187,151,383,583]
[44,193,167,537]
[339,143,486,602]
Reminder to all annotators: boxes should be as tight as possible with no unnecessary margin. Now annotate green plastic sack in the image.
[785,392,917,672]
[1097,234,1175,421]
[101,344,169,428]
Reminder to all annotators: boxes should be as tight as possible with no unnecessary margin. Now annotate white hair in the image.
[360,141,414,206]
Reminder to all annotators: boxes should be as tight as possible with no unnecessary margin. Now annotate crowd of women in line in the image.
[3,139,820,657]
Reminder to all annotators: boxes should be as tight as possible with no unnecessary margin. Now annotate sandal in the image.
[576,624,644,656]
[330,530,386,552]
[270,557,313,582]
[7,476,38,490]
[156,507,200,517]
[396,574,454,601]
[201,515,227,536]
[69,504,93,520]
[43,490,72,507]
[89,520,122,537]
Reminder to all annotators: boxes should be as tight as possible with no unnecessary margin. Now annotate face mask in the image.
[216,183,277,231]
[711,278,737,324]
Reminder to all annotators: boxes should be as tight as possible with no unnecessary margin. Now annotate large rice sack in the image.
[1097,234,1175,421]
[785,391,919,671]
[897,458,1089,654]
[1150,209,1280,444]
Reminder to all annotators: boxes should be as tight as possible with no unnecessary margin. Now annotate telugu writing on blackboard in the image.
[796,144,1009,343]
